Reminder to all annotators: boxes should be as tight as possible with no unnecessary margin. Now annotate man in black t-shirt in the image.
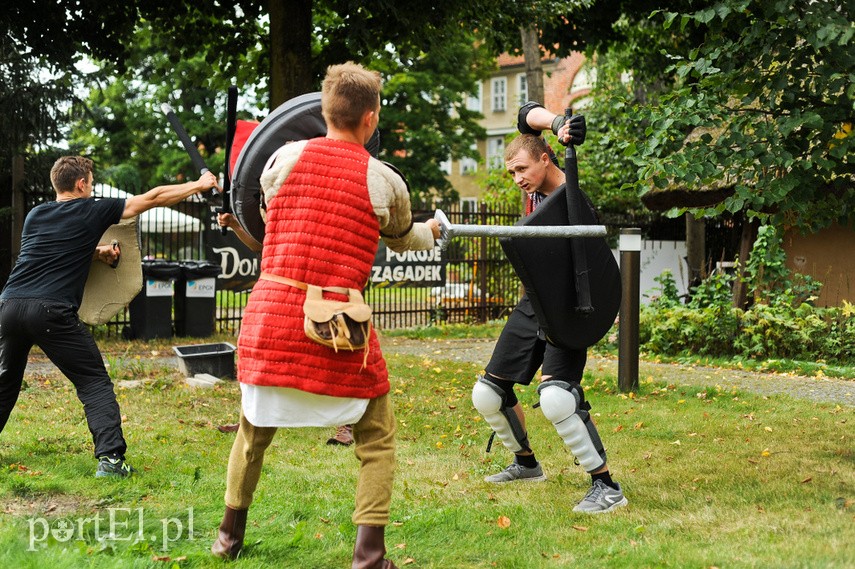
[0,156,217,477]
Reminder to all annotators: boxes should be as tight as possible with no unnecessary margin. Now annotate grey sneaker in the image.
[573,479,628,514]
[484,462,547,483]
[95,455,136,478]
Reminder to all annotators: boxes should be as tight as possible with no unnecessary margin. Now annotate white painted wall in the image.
[613,240,689,304]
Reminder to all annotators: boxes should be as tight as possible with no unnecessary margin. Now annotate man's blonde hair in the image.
[322,62,382,130]
[50,156,94,193]
[505,134,549,164]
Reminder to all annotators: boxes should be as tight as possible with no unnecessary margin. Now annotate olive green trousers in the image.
[223,393,396,526]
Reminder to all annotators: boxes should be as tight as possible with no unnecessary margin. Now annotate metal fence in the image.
[10,178,736,339]
[7,185,528,338]
[367,200,522,330]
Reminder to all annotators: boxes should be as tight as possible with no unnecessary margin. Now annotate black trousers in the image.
[0,298,126,458]
[485,295,587,385]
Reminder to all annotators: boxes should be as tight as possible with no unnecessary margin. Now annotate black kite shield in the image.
[499,185,621,350]
[231,92,381,244]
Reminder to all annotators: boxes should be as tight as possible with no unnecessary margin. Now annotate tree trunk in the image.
[11,156,24,259]
[520,24,544,105]
[732,215,759,309]
[268,0,314,109]
[685,211,706,287]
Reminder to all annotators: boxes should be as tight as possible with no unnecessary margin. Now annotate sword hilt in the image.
[435,209,454,250]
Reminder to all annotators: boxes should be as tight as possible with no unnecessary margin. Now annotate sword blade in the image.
[448,224,607,239]
[161,103,209,175]
[219,87,239,234]
[434,209,606,249]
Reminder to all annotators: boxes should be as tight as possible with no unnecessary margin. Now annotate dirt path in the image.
[379,337,855,407]
[22,337,853,406]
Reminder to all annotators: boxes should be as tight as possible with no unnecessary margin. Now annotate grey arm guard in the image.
[472,375,531,454]
[537,380,606,473]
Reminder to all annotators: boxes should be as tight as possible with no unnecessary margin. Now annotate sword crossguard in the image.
[434,209,454,250]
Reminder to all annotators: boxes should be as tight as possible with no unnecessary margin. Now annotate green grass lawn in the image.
[0,349,852,568]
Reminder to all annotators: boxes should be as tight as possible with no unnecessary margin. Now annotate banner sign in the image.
[204,211,261,292]
[205,211,444,290]
[371,242,445,288]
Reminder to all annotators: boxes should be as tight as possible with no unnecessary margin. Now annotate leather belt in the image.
[258,272,350,295]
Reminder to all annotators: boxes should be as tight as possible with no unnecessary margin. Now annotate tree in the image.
[632,1,853,231]
[580,0,853,308]
[67,22,266,190]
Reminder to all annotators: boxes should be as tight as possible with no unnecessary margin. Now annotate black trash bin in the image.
[127,260,181,340]
[175,261,223,337]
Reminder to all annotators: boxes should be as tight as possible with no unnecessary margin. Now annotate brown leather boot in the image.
[327,424,355,446]
[352,525,397,569]
[211,506,248,559]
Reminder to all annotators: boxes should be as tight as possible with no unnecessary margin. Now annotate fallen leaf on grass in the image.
[801,477,812,484]
[497,516,511,529]
[403,558,416,565]
[572,525,588,532]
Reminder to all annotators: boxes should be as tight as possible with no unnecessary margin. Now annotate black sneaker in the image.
[95,455,136,478]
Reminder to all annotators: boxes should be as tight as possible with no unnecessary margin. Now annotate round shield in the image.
[231,92,380,244]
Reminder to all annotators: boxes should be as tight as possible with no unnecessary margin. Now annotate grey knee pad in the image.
[537,380,606,473]
[471,375,530,453]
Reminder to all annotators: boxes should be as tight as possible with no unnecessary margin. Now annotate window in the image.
[491,77,506,112]
[486,136,505,170]
[571,66,596,92]
[466,83,482,112]
[517,73,528,105]
[459,197,478,212]
[460,143,478,175]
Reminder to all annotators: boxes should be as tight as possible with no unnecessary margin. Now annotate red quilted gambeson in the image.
[237,138,388,399]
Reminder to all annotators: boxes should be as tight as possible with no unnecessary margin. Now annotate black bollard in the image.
[618,228,641,393]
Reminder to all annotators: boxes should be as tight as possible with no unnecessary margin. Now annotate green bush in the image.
[641,269,854,365]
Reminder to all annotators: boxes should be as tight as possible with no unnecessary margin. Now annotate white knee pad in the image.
[472,376,530,453]
[537,380,606,473]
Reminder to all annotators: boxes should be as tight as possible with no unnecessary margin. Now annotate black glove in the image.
[551,113,587,146]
